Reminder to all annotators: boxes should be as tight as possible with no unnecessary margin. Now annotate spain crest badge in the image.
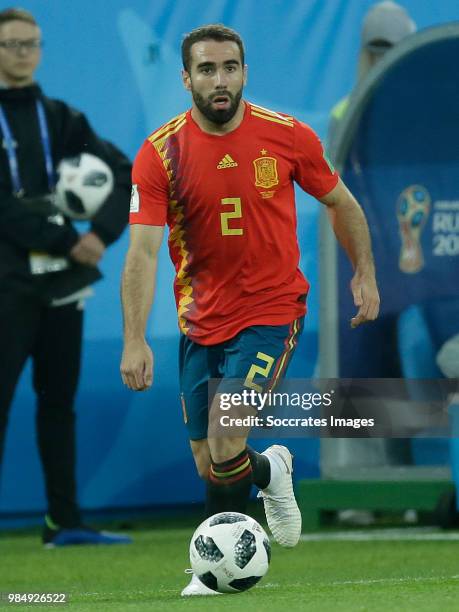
[253,156,279,189]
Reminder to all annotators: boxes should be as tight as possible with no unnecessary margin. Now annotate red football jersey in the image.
[130,102,338,345]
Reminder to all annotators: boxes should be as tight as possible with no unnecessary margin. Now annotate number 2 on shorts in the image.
[244,352,275,392]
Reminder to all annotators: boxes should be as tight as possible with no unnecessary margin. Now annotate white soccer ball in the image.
[189,512,271,594]
[55,153,114,219]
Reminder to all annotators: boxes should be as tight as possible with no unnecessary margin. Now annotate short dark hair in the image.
[0,7,37,29]
[181,24,245,72]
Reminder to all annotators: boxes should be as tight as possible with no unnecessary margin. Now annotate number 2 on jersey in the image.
[220,197,243,236]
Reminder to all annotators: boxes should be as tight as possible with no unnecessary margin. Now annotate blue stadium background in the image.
[1,0,458,522]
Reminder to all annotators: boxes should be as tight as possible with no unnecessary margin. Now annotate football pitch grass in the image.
[2,524,459,611]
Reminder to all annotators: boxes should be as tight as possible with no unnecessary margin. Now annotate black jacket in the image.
[0,84,131,301]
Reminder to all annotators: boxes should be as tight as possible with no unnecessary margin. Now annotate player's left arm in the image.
[319,178,380,328]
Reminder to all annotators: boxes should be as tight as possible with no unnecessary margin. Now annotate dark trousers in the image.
[0,291,82,527]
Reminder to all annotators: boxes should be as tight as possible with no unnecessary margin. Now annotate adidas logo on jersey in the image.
[217,154,238,169]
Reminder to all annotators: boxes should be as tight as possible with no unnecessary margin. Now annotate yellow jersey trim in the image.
[251,110,294,127]
[250,103,293,122]
[147,114,193,334]
[149,117,187,148]
[148,112,187,143]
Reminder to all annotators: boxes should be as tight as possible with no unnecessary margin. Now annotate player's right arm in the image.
[120,137,169,390]
[120,224,164,391]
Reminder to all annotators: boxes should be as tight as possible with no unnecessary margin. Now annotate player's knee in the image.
[195,455,211,480]
[197,463,210,480]
[208,437,246,464]
[190,440,211,480]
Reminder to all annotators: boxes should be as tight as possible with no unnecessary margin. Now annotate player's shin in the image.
[205,448,253,517]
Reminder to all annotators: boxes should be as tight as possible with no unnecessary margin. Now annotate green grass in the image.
[2,526,459,611]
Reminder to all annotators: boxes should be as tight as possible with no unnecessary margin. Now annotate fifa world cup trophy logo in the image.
[396,185,431,274]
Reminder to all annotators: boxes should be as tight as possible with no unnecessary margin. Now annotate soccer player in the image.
[121,24,380,595]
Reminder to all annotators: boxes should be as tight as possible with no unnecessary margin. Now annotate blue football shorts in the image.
[179,317,304,440]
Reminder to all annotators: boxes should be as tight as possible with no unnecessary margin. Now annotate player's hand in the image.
[120,339,154,391]
[350,271,380,328]
[70,232,105,266]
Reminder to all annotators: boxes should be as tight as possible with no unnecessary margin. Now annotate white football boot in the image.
[181,571,222,597]
[257,445,302,547]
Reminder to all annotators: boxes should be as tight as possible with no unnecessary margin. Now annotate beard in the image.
[191,86,243,125]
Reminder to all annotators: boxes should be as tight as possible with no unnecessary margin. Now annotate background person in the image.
[329,0,416,143]
[324,1,417,526]
[0,7,132,546]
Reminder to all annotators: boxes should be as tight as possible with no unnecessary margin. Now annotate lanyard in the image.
[0,99,55,197]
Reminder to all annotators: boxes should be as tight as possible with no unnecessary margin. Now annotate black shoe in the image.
[435,489,459,529]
